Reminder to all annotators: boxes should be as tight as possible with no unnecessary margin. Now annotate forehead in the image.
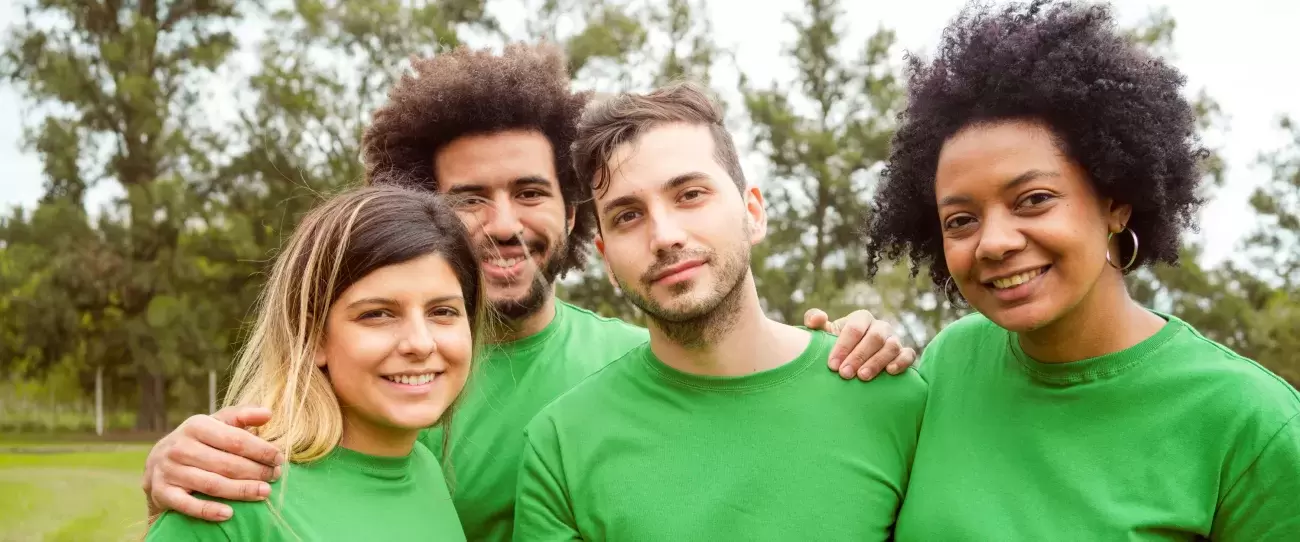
[601,123,723,198]
[341,253,462,300]
[433,129,558,191]
[935,120,1068,196]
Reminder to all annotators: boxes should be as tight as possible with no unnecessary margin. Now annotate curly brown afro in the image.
[864,0,1208,299]
[361,42,594,277]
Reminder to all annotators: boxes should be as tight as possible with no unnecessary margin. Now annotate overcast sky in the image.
[2,0,1297,267]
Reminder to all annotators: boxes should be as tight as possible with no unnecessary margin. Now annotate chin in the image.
[383,404,452,431]
[978,302,1061,334]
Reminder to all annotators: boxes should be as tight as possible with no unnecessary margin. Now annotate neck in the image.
[339,417,419,458]
[487,291,558,343]
[1018,270,1165,363]
[648,274,807,377]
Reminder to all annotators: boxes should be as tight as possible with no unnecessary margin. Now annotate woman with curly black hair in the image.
[864,1,1300,539]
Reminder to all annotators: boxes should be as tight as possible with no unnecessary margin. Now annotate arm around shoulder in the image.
[513,417,583,541]
[1211,412,1300,540]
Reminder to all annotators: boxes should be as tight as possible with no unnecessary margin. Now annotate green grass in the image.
[0,436,153,541]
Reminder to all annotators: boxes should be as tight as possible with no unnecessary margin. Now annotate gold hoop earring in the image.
[1106,227,1139,271]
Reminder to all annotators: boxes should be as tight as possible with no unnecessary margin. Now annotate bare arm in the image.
[143,406,284,522]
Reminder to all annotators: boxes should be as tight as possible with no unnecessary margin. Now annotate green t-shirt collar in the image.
[1008,310,1186,385]
[639,330,832,392]
[326,445,415,482]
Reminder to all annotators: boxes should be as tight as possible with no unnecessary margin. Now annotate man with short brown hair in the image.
[513,81,928,540]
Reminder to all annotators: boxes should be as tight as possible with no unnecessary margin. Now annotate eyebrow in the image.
[599,171,710,217]
[345,295,464,309]
[445,176,553,195]
[937,169,1060,207]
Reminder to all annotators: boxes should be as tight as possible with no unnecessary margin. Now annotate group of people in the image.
[139,1,1299,540]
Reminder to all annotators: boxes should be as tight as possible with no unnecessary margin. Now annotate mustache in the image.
[477,234,548,257]
[641,248,712,284]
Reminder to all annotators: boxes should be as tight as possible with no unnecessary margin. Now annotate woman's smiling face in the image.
[934,119,1131,333]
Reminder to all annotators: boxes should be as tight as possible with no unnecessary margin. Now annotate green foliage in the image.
[2,0,1296,433]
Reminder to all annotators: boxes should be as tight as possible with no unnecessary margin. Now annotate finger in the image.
[211,405,273,430]
[886,347,917,375]
[185,415,284,469]
[859,337,903,381]
[827,318,869,373]
[170,435,282,482]
[153,484,235,522]
[168,463,272,503]
[802,309,829,332]
[837,320,887,379]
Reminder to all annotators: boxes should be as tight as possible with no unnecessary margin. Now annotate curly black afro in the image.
[864,0,1208,298]
[361,42,594,278]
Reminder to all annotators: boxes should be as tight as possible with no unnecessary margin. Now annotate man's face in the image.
[594,122,765,323]
[434,130,574,321]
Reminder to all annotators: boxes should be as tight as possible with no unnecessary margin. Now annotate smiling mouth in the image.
[986,266,1049,289]
[487,257,526,269]
[382,373,438,386]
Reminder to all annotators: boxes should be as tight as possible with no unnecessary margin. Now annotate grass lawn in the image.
[0,435,153,541]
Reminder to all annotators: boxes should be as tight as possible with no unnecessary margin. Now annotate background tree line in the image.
[1,0,1295,434]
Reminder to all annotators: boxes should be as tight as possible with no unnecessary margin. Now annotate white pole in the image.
[208,369,216,414]
[95,366,104,437]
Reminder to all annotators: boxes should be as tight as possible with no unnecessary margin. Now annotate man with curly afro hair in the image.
[862,1,1300,540]
[134,42,921,542]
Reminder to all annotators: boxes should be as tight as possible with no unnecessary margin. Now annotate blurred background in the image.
[0,0,1296,539]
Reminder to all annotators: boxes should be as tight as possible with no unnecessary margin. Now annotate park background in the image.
[1,0,1297,539]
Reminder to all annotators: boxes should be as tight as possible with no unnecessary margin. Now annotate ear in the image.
[595,235,619,290]
[314,345,327,369]
[1104,198,1133,234]
[565,205,576,237]
[743,185,768,244]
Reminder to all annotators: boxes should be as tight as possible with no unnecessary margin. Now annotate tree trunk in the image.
[95,366,104,436]
[135,368,167,432]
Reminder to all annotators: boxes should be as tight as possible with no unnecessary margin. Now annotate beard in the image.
[481,234,568,322]
[615,235,751,349]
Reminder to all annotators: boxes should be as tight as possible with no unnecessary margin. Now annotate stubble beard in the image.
[616,239,751,350]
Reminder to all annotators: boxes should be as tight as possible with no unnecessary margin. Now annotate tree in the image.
[2,0,240,429]
[738,0,947,341]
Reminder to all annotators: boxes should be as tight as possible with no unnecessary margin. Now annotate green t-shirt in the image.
[894,312,1300,541]
[514,329,930,541]
[421,300,648,542]
[145,443,464,541]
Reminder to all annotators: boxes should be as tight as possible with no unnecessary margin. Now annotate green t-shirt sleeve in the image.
[1211,413,1300,540]
[144,510,233,542]
[513,420,582,541]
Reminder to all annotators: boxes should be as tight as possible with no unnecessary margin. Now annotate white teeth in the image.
[490,258,522,268]
[991,268,1045,289]
[384,374,435,385]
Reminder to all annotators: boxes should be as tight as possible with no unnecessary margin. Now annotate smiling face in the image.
[435,130,574,321]
[935,119,1131,332]
[318,253,473,445]
[594,122,764,323]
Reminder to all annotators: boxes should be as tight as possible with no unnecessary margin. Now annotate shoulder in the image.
[523,342,647,439]
[557,300,649,341]
[1163,315,1300,426]
[915,312,1005,377]
[147,498,272,541]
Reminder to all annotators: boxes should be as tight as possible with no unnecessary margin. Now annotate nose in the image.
[975,213,1026,262]
[482,195,523,241]
[647,213,688,254]
[397,317,438,361]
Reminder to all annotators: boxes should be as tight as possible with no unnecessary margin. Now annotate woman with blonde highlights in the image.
[147,186,485,541]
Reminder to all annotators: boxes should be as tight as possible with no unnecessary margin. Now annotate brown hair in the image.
[572,80,746,198]
[360,42,595,278]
